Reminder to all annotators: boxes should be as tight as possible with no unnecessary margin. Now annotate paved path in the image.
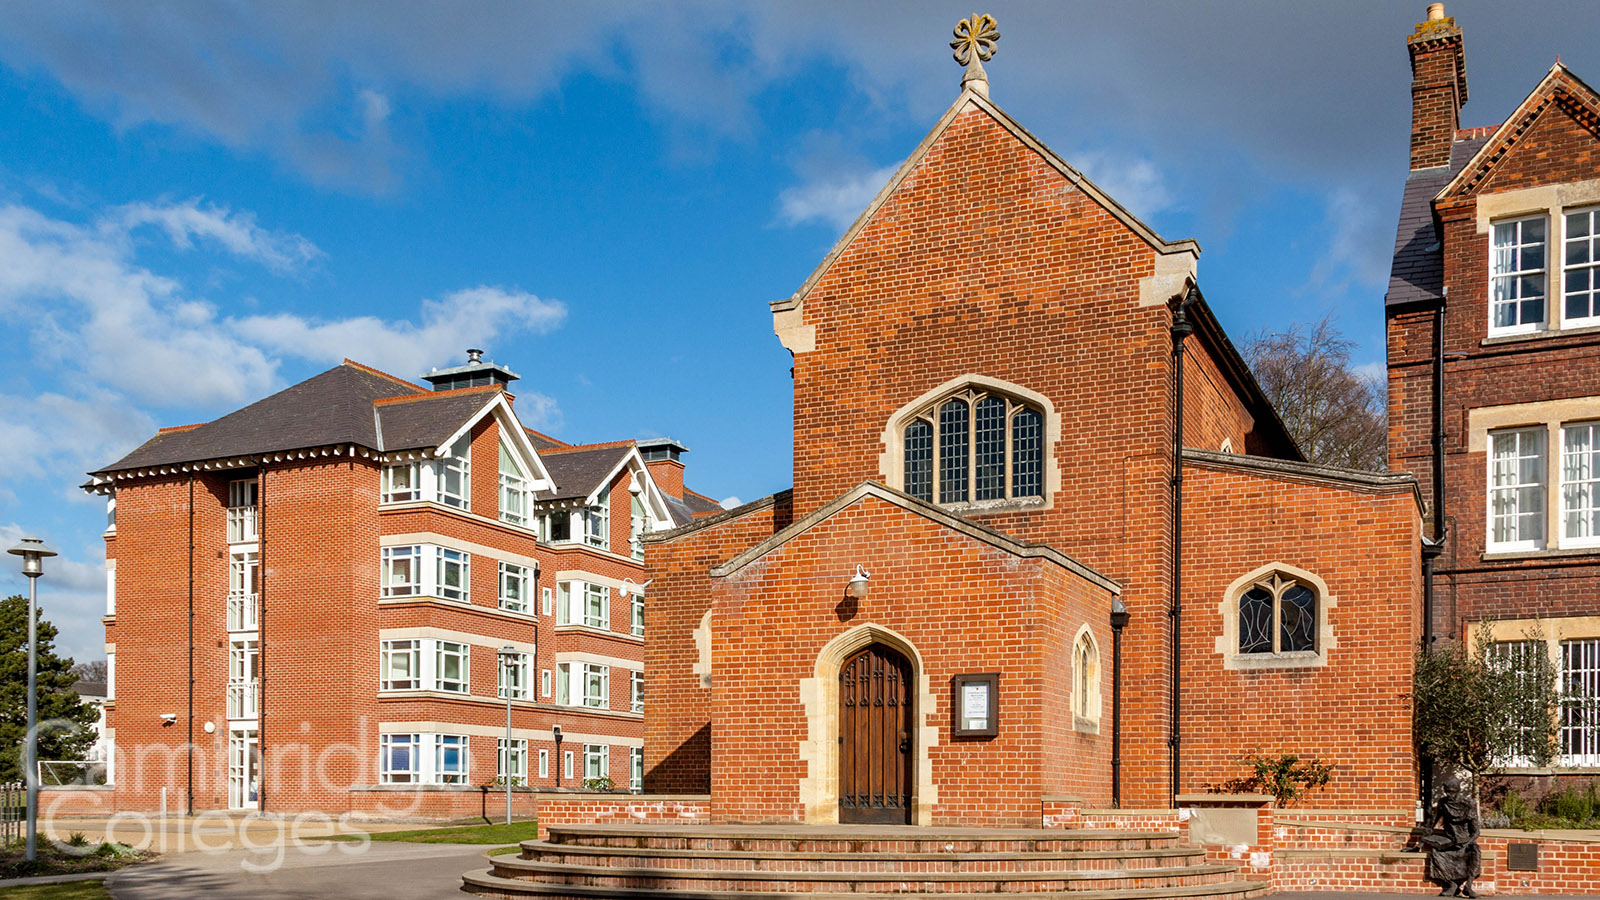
[109,841,488,900]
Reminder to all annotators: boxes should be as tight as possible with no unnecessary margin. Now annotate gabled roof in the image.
[535,445,634,502]
[770,86,1199,317]
[704,481,1120,594]
[1385,135,1492,309]
[376,387,503,452]
[94,362,423,474]
[1438,63,1600,201]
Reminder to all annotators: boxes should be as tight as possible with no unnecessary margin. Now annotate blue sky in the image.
[1,2,1597,661]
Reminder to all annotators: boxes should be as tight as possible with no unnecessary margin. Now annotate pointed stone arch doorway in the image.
[838,643,914,824]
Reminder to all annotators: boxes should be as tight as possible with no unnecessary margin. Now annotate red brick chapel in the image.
[638,18,1424,828]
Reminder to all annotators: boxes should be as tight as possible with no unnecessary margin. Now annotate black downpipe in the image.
[187,475,195,814]
[1110,599,1129,808]
[1423,298,1447,645]
[1169,288,1196,808]
[257,463,266,813]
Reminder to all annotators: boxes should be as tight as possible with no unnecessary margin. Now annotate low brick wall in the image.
[39,786,117,819]
[534,793,711,839]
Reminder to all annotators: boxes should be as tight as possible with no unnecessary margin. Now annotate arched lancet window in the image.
[1072,629,1100,726]
[1238,572,1318,655]
[901,388,1044,505]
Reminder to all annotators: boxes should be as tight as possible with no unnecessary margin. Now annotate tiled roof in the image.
[524,429,568,451]
[1385,135,1491,309]
[95,363,423,474]
[535,445,633,502]
[376,389,499,452]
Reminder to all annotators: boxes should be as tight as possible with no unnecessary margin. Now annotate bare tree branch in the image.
[1243,316,1387,472]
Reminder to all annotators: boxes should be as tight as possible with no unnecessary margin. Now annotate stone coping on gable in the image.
[644,491,787,545]
[1183,448,1425,514]
[705,481,1121,595]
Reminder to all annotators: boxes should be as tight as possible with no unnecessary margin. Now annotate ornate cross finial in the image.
[950,14,999,97]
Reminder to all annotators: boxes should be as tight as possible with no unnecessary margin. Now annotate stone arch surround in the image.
[797,623,939,825]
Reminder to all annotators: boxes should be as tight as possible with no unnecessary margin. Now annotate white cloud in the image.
[777,163,899,231]
[0,389,157,493]
[233,285,566,377]
[0,523,109,663]
[1069,149,1174,221]
[114,199,325,273]
[1304,186,1391,296]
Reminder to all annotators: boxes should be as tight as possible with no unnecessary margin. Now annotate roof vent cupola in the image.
[421,348,522,392]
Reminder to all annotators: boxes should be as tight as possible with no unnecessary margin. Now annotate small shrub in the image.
[581,776,614,792]
[1502,789,1528,823]
[1221,752,1334,807]
[66,831,89,847]
[1538,779,1600,826]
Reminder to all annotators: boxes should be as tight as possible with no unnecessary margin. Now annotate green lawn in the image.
[335,821,540,845]
[0,883,111,900]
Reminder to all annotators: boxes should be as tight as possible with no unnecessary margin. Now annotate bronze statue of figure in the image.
[1419,775,1481,898]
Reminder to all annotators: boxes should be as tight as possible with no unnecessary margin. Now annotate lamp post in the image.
[498,645,517,826]
[8,536,58,863]
[552,725,563,788]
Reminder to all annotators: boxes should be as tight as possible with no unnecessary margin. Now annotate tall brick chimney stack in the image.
[637,438,688,500]
[1407,3,1468,170]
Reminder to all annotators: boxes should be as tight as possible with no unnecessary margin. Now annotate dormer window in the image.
[901,389,1044,506]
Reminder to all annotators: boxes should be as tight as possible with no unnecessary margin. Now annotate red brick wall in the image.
[1184,338,1254,454]
[1386,84,1600,645]
[705,494,1115,826]
[642,497,789,794]
[1180,461,1421,808]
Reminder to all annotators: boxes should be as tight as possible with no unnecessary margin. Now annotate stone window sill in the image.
[1482,546,1600,562]
[940,496,1047,517]
[1223,650,1324,671]
[1482,322,1600,346]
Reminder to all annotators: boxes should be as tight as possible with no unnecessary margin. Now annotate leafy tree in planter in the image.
[0,594,99,782]
[1413,624,1562,810]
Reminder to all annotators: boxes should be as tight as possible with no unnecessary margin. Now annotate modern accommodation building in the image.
[73,352,719,817]
[1385,5,1600,774]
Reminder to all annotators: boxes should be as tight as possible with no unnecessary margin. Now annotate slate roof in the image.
[95,363,424,474]
[535,445,633,502]
[1385,135,1491,309]
[524,429,568,452]
[376,390,500,452]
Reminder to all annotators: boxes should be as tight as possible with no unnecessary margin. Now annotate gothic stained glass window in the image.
[1012,409,1042,497]
[938,399,970,503]
[1239,587,1274,654]
[974,397,1007,500]
[1279,584,1316,653]
[904,420,933,502]
[1238,572,1319,656]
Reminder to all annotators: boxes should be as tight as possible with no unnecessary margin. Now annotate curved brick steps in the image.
[459,824,1267,900]
[458,876,1270,900]
[521,840,1210,872]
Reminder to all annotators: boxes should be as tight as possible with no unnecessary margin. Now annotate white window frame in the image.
[584,744,609,781]
[1488,427,1548,552]
[227,479,259,544]
[538,748,550,779]
[1562,421,1600,549]
[584,582,609,630]
[630,669,644,714]
[630,591,645,638]
[542,586,554,617]
[582,663,609,709]
[630,746,644,791]
[557,582,571,625]
[1489,214,1549,336]
[499,442,530,527]
[498,738,527,784]
[584,500,609,549]
[380,733,421,784]
[541,668,552,698]
[436,435,471,510]
[498,651,530,700]
[1563,206,1600,328]
[435,734,469,784]
[381,462,421,504]
[556,663,570,705]
[435,641,469,694]
[381,546,422,598]
[380,639,422,691]
[563,750,574,781]
[499,561,530,613]
[630,493,647,561]
[228,551,259,632]
[227,639,259,719]
[436,548,469,603]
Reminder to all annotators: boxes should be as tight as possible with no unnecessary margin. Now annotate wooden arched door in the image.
[838,643,913,824]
